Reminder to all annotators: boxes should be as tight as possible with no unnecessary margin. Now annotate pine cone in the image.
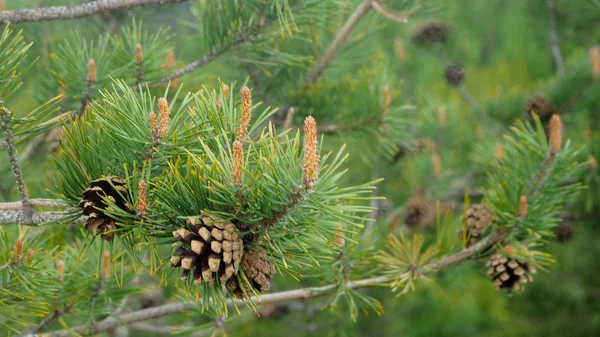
[525,95,555,119]
[404,196,435,229]
[170,214,244,286]
[78,176,133,240]
[444,64,464,86]
[461,204,492,247]
[226,250,276,299]
[555,219,574,243]
[412,22,448,44]
[486,249,536,294]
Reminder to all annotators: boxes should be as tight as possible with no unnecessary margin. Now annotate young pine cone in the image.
[170,214,244,286]
[461,204,492,247]
[444,64,465,86]
[412,22,449,44]
[227,250,276,299]
[404,195,435,229]
[79,176,133,240]
[486,249,536,294]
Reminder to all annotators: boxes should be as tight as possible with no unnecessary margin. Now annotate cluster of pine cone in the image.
[461,204,539,294]
[167,214,276,298]
[77,176,277,299]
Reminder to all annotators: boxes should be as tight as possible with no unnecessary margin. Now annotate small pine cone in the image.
[226,250,276,299]
[486,248,536,294]
[404,196,435,229]
[555,219,574,243]
[524,95,556,119]
[170,214,244,286]
[79,176,133,240]
[412,22,448,44]
[461,204,492,247]
[444,64,464,86]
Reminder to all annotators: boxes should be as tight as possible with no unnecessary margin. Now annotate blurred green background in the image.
[1,0,599,336]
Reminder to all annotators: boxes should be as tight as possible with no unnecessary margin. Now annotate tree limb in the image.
[0,0,188,24]
[155,20,269,85]
[546,0,564,71]
[0,199,69,210]
[42,231,501,337]
[304,0,375,86]
[1,103,33,223]
[371,1,408,24]
[0,210,84,225]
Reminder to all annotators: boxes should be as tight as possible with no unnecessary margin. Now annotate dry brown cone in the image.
[525,95,556,119]
[78,176,133,240]
[555,219,574,243]
[461,204,492,247]
[412,22,449,44]
[404,195,435,229]
[444,64,465,86]
[227,250,276,299]
[486,247,536,294]
[170,214,244,286]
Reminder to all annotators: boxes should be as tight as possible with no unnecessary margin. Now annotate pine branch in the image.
[155,21,269,85]
[371,1,408,24]
[42,231,502,337]
[0,0,188,24]
[0,199,69,210]
[30,303,74,335]
[546,0,564,71]
[260,188,304,228]
[304,0,375,86]
[1,102,32,223]
[0,210,84,225]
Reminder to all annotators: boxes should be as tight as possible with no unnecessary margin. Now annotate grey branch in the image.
[0,0,188,24]
[1,103,33,223]
[42,232,501,337]
[0,198,69,210]
[0,210,84,225]
[546,0,564,71]
[304,0,375,86]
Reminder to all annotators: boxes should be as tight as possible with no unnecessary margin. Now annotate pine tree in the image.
[0,1,598,336]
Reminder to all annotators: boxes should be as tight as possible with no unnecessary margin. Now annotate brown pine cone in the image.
[555,219,574,243]
[170,214,244,286]
[404,195,435,229]
[525,95,556,119]
[461,204,492,247]
[78,176,133,240]
[444,64,465,86]
[227,250,276,299]
[412,22,449,44]
[486,248,536,294]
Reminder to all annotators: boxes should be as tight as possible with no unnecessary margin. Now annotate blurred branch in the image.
[304,0,375,86]
[155,20,269,85]
[546,0,564,71]
[43,231,503,337]
[371,1,408,23]
[1,103,33,223]
[0,0,188,24]
[318,116,379,133]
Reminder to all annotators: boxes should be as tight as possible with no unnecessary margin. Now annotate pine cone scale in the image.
[170,214,244,286]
